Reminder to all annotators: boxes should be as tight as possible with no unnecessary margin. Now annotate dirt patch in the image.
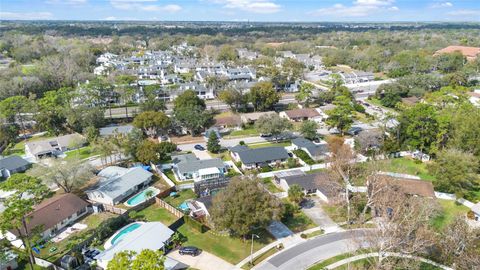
[170,135,205,145]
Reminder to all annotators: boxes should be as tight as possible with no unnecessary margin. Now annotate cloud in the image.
[45,0,87,4]
[431,1,453,8]
[447,9,480,16]
[110,0,182,12]
[212,0,281,14]
[311,0,398,17]
[103,16,117,20]
[0,11,53,20]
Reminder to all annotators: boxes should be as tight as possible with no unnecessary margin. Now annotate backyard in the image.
[163,189,197,208]
[282,210,317,233]
[4,134,53,156]
[177,223,275,264]
[135,204,179,225]
[262,177,283,193]
[248,141,291,149]
[431,199,470,230]
[65,145,99,160]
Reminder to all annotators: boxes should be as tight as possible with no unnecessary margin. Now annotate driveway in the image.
[267,221,294,239]
[192,149,212,160]
[301,198,340,232]
[168,250,235,270]
[254,230,369,270]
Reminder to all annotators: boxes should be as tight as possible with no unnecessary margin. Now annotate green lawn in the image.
[136,204,179,225]
[163,169,178,184]
[283,211,316,233]
[376,157,436,181]
[163,189,197,208]
[322,204,348,223]
[177,223,275,264]
[431,199,469,230]
[209,149,232,161]
[4,135,56,156]
[248,141,291,149]
[228,127,260,137]
[262,178,283,193]
[242,246,280,269]
[65,146,98,160]
[301,229,324,239]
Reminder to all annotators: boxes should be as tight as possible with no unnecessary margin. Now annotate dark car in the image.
[194,144,205,151]
[179,246,201,256]
[347,127,363,136]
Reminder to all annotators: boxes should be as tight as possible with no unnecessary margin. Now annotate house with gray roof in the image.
[25,133,85,160]
[86,166,153,205]
[172,153,226,182]
[291,138,329,161]
[0,156,31,179]
[99,124,135,137]
[230,145,290,170]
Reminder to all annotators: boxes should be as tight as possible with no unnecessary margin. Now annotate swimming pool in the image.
[179,201,190,211]
[124,187,160,207]
[104,222,143,249]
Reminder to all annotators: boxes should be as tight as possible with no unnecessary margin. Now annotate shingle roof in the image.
[282,172,341,198]
[176,158,225,174]
[435,46,480,58]
[292,138,328,157]
[12,193,89,237]
[90,167,153,201]
[284,108,320,119]
[26,133,85,156]
[237,147,289,165]
[0,156,30,171]
[371,174,436,198]
[229,145,249,153]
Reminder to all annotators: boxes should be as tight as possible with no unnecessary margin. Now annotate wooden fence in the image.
[155,197,184,218]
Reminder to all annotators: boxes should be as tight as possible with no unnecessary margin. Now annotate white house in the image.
[25,133,86,160]
[0,156,31,179]
[86,166,153,205]
[172,154,226,182]
[467,90,480,107]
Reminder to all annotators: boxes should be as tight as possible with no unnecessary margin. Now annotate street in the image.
[254,230,369,270]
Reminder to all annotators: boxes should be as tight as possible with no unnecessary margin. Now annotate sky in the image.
[0,0,479,22]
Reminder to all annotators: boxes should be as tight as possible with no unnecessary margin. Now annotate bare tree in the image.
[327,136,356,223]
[28,158,94,193]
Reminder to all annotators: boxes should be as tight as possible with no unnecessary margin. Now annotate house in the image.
[99,124,135,137]
[188,195,213,219]
[0,250,18,270]
[25,133,86,160]
[213,115,242,129]
[339,71,374,84]
[368,173,436,198]
[291,138,329,161]
[274,170,341,203]
[434,45,480,61]
[230,145,290,169]
[279,108,322,122]
[240,111,277,124]
[172,154,226,182]
[95,222,183,270]
[0,156,31,179]
[471,202,480,222]
[3,193,89,247]
[86,166,153,205]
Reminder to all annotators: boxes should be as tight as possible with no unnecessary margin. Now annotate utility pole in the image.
[250,233,260,265]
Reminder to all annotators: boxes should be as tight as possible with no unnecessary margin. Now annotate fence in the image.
[155,197,184,218]
[102,204,127,215]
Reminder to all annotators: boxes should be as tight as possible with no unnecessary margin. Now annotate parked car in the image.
[260,133,272,137]
[194,144,205,151]
[179,246,201,256]
[347,127,363,136]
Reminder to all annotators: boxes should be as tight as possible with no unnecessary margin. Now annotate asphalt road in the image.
[255,230,369,270]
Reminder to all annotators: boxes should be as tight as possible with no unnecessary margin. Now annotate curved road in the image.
[254,229,369,270]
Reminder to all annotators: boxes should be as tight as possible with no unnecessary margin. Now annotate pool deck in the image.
[124,187,160,207]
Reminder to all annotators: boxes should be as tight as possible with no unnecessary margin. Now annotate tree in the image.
[35,88,71,135]
[254,113,292,142]
[207,131,221,153]
[436,217,480,269]
[248,81,280,112]
[139,98,166,113]
[326,96,354,135]
[218,88,247,112]
[295,83,314,105]
[448,104,480,158]
[210,177,283,236]
[133,111,171,139]
[0,95,35,139]
[435,51,465,73]
[136,140,163,164]
[428,148,479,199]
[174,106,213,135]
[0,174,50,270]
[288,184,304,205]
[107,249,165,270]
[397,103,439,154]
[299,120,318,140]
[217,45,237,62]
[28,159,94,193]
[173,90,206,110]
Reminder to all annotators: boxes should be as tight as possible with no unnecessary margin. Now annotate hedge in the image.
[293,149,315,165]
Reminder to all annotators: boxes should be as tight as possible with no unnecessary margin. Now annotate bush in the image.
[239,140,245,145]
[287,157,297,168]
[300,233,307,239]
[292,149,315,165]
[260,166,272,173]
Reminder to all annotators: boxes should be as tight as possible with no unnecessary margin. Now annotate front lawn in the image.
[228,127,259,137]
[375,157,435,181]
[209,149,232,161]
[136,204,179,225]
[293,149,316,165]
[163,189,197,208]
[431,199,469,230]
[282,211,316,233]
[262,178,283,193]
[248,141,291,149]
[177,223,275,264]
